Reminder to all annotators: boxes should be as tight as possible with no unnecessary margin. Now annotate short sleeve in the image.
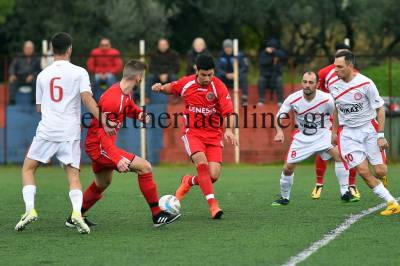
[35,75,43,104]
[216,81,233,117]
[277,96,292,115]
[366,81,384,109]
[79,69,92,94]
[170,77,186,96]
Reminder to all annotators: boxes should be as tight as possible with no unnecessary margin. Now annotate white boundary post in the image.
[139,40,146,159]
[233,39,240,164]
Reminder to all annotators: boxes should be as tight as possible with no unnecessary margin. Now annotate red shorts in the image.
[88,148,135,173]
[181,134,223,163]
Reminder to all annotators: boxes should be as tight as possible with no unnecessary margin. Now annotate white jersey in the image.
[330,73,384,128]
[278,89,334,142]
[35,60,92,141]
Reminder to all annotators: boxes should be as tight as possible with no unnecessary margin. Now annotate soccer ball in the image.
[159,195,181,215]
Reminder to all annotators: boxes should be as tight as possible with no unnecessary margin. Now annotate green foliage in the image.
[0,0,14,24]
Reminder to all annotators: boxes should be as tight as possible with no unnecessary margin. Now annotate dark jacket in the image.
[149,48,180,76]
[216,51,248,78]
[9,54,41,80]
[259,39,286,76]
[186,48,211,75]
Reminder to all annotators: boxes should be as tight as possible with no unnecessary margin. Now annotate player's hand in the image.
[378,138,389,151]
[226,73,234,80]
[224,129,238,146]
[274,132,284,143]
[138,112,151,124]
[331,133,338,145]
[117,157,131,173]
[102,113,117,136]
[151,83,163,92]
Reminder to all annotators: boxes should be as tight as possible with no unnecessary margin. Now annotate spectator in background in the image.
[216,39,249,106]
[8,41,42,105]
[186,37,210,75]
[87,38,123,100]
[257,38,286,106]
[145,38,180,104]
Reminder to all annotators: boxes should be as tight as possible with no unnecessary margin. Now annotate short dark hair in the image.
[51,32,73,55]
[335,43,351,51]
[123,59,146,78]
[195,54,215,71]
[335,50,356,65]
[302,71,319,83]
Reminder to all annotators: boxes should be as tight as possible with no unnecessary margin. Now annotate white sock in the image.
[69,189,83,213]
[335,162,349,196]
[280,172,294,200]
[22,185,36,212]
[372,183,396,203]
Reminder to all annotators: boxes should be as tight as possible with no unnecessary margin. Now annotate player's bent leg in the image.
[272,163,295,206]
[130,156,181,226]
[355,160,400,216]
[373,164,389,187]
[209,162,221,183]
[66,169,114,229]
[15,158,40,231]
[64,165,90,234]
[312,155,327,199]
[191,152,223,219]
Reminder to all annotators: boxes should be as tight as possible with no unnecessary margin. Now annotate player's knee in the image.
[210,175,219,183]
[141,161,153,174]
[374,164,387,178]
[283,164,295,175]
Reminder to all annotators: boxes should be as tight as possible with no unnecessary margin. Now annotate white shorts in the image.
[338,120,386,169]
[286,130,333,164]
[26,136,81,169]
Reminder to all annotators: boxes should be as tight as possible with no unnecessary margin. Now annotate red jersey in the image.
[85,83,142,164]
[171,75,233,143]
[318,64,338,93]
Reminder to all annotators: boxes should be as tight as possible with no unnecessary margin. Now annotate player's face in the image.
[301,73,317,96]
[196,69,214,86]
[334,56,352,80]
[100,40,111,49]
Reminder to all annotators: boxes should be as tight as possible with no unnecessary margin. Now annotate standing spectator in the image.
[186,37,210,75]
[257,38,286,106]
[87,38,123,100]
[146,38,180,104]
[8,41,42,105]
[216,39,249,106]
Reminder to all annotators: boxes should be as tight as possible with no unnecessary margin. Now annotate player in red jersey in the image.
[65,60,181,228]
[311,44,360,201]
[151,55,238,219]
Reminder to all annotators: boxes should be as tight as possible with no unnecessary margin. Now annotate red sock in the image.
[196,163,216,207]
[315,155,327,185]
[186,175,199,186]
[138,172,161,216]
[349,168,357,186]
[82,181,105,215]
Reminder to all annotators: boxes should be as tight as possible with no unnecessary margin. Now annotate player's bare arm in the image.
[151,82,173,95]
[274,113,285,143]
[80,92,116,136]
[224,114,238,146]
[36,104,41,113]
[376,106,389,150]
[331,107,339,145]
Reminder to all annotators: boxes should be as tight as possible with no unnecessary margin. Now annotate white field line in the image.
[282,200,393,266]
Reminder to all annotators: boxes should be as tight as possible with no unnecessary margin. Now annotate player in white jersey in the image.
[331,50,399,215]
[271,71,350,206]
[15,33,115,233]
